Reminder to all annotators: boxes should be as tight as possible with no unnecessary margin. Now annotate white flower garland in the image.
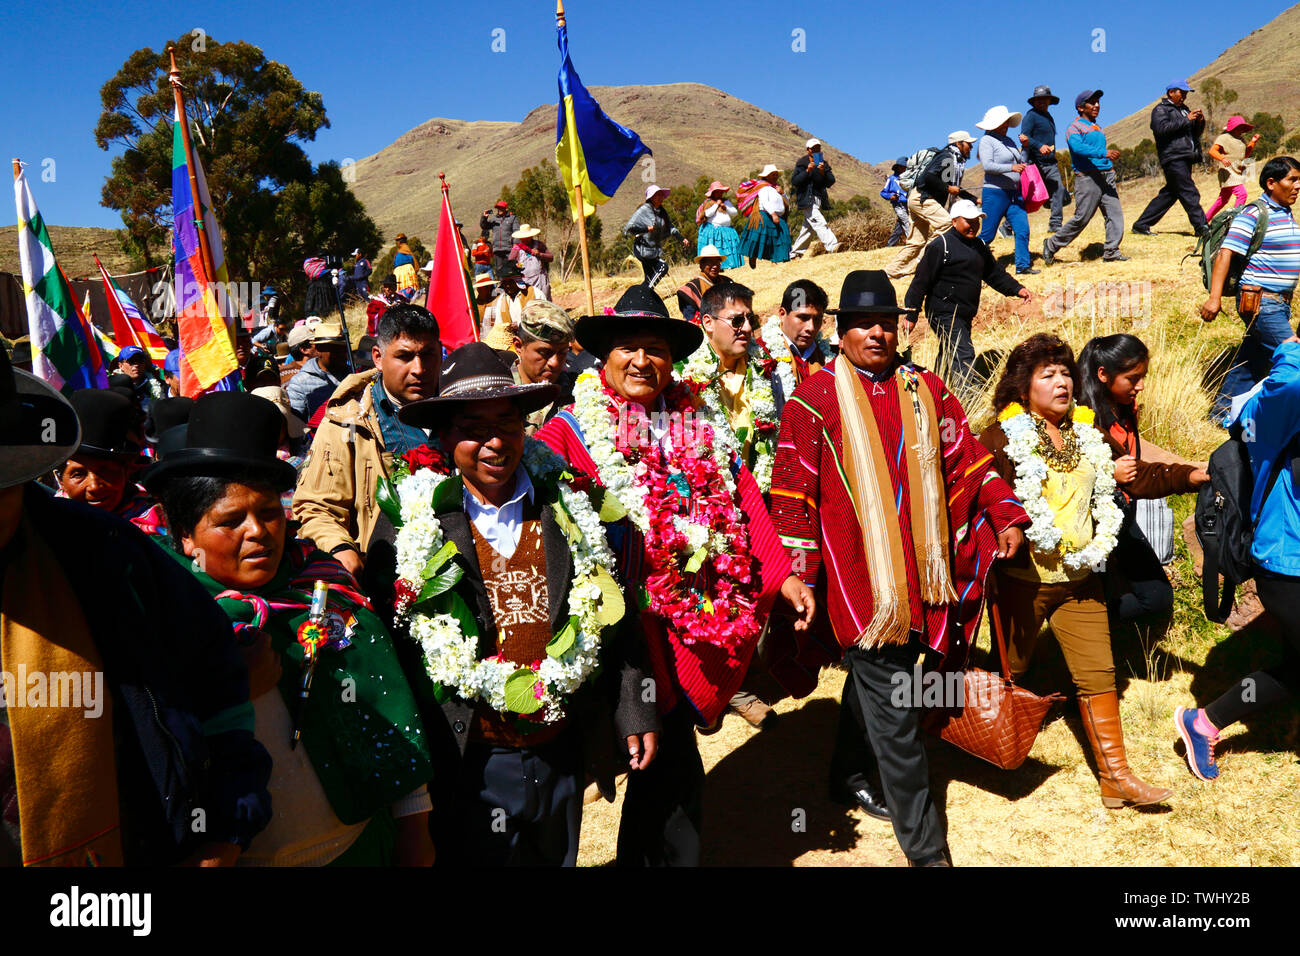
[570,369,739,556]
[759,313,837,405]
[678,339,779,492]
[999,403,1123,570]
[395,438,617,723]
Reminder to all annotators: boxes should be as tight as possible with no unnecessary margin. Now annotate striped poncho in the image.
[769,358,1028,670]
[536,407,792,726]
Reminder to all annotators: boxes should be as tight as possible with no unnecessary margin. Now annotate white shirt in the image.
[463,468,535,559]
[758,185,786,217]
[704,200,737,227]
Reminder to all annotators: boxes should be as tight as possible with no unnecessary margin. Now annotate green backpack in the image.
[1188,197,1270,296]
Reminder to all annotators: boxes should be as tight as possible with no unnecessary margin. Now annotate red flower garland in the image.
[599,374,762,651]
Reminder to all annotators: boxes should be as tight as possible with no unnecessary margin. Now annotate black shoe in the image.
[1103,253,1130,262]
[1041,239,1055,266]
[829,783,890,822]
[1016,268,1040,275]
[1131,226,1152,236]
[908,850,952,867]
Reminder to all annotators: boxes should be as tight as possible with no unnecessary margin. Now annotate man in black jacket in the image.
[791,137,840,257]
[1132,79,1208,236]
[0,349,271,866]
[904,199,1032,395]
[888,132,980,279]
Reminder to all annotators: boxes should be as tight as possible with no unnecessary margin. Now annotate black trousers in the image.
[452,730,583,866]
[1103,512,1174,622]
[929,307,976,397]
[492,250,511,277]
[637,253,669,290]
[828,644,948,863]
[1134,158,1207,232]
[617,704,703,866]
[1205,572,1300,729]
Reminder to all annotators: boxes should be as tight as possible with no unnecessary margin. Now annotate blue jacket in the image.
[1236,343,1300,576]
[880,173,906,206]
[1066,114,1113,174]
[22,486,272,863]
[1021,108,1057,163]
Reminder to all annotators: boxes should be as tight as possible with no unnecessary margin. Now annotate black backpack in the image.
[1194,426,1292,622]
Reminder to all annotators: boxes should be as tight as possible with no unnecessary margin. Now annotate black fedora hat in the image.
[69,389,143,460]
[826,270,909,318]
[142,391,297,495]
[398,341,558,429]
[574,285,704,362]
[0,347,81,489]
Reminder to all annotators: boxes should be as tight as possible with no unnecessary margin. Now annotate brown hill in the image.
[0,224,133,279]
[350,82,887,244]
[1105,3,1300,148]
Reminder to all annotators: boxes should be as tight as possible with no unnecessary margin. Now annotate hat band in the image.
[439,373,516,397]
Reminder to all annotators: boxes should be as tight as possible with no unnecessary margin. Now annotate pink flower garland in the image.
[600,374,762,652]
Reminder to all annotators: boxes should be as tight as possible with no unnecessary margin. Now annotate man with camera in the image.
[791,138,840,258]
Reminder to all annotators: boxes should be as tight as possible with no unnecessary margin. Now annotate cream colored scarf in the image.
[834,358,958,647]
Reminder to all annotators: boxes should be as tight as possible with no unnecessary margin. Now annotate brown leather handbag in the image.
[924,579,1064,770]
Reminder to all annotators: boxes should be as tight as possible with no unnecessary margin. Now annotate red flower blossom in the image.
[403,444,450,475]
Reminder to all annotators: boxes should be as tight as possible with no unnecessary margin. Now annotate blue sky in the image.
[2,0,1293,229]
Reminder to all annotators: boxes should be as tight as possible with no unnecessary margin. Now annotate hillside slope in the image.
[350,82,887,243]
[1106,3,1300,148]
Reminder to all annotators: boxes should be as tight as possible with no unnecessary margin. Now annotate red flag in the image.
[95,255,168,361]
[426,174,479,349]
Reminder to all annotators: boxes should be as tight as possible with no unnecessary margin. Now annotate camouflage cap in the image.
[518,300,574,344]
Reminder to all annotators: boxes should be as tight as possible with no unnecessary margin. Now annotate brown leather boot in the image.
[1078,691,1173,809]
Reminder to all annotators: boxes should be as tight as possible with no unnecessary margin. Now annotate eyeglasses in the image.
[721,312,760,331]
[450,417,526,442]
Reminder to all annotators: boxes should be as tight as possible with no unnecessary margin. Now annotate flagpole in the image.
[558,1,595,315]
[95,254,145,351]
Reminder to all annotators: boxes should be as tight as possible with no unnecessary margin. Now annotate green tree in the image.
[826,194,874,220]
[1113,139,1161,182]
[1198,78,1239,155]
[1248,112,1285,157]
[95,34,379,308]
[498,159,606,281]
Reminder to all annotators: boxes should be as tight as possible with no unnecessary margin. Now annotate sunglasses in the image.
[450,417,526,442]
[717,312,760,331]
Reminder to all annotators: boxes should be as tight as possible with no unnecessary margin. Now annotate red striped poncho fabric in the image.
[537,407,792,726]
[768,358,1028,671]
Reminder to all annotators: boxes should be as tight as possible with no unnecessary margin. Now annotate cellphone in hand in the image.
[812,151,824,166]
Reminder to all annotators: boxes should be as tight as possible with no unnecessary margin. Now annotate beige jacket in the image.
[293,369,393,560]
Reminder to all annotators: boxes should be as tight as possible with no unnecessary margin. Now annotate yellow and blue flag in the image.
[555,4,650,219]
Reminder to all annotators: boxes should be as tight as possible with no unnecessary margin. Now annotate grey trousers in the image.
[1045,168,1124,258]
[1039,159,1066,230]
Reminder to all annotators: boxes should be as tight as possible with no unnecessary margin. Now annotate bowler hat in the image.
[826,270,909,318]
[397,341,557,428]
[146,396,194,443]
[574,285,704,362]
[69,389,142,460]
[0,347,81,489]
[141,391,298,494]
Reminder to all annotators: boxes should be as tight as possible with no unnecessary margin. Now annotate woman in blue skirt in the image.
[738,165,791,268]
[696,181,743,269]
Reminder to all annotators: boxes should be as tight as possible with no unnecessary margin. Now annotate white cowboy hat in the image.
[511,224,542,239]
[696,244,725,262]
[975,105,1024,130]
[758,163,781,179]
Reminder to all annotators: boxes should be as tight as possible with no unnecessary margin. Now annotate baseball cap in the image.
[286,325,314,350]
[1075,89,1103,111]
[164,348,181,375]
[806,137,822,149]
[117,345,147,363]
[1166,78,1194,93]
[947,130,977,145]
[949,199,985,221]
[519,300,575,344]
[495,200,509,208]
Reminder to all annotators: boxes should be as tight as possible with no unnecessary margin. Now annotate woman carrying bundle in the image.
[737,165,791,268]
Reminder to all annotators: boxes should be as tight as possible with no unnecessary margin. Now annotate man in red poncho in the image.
[768,270,1028,867]
[536,285,815,866]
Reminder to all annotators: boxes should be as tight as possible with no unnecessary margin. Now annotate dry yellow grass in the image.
[564,163,1300,867]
